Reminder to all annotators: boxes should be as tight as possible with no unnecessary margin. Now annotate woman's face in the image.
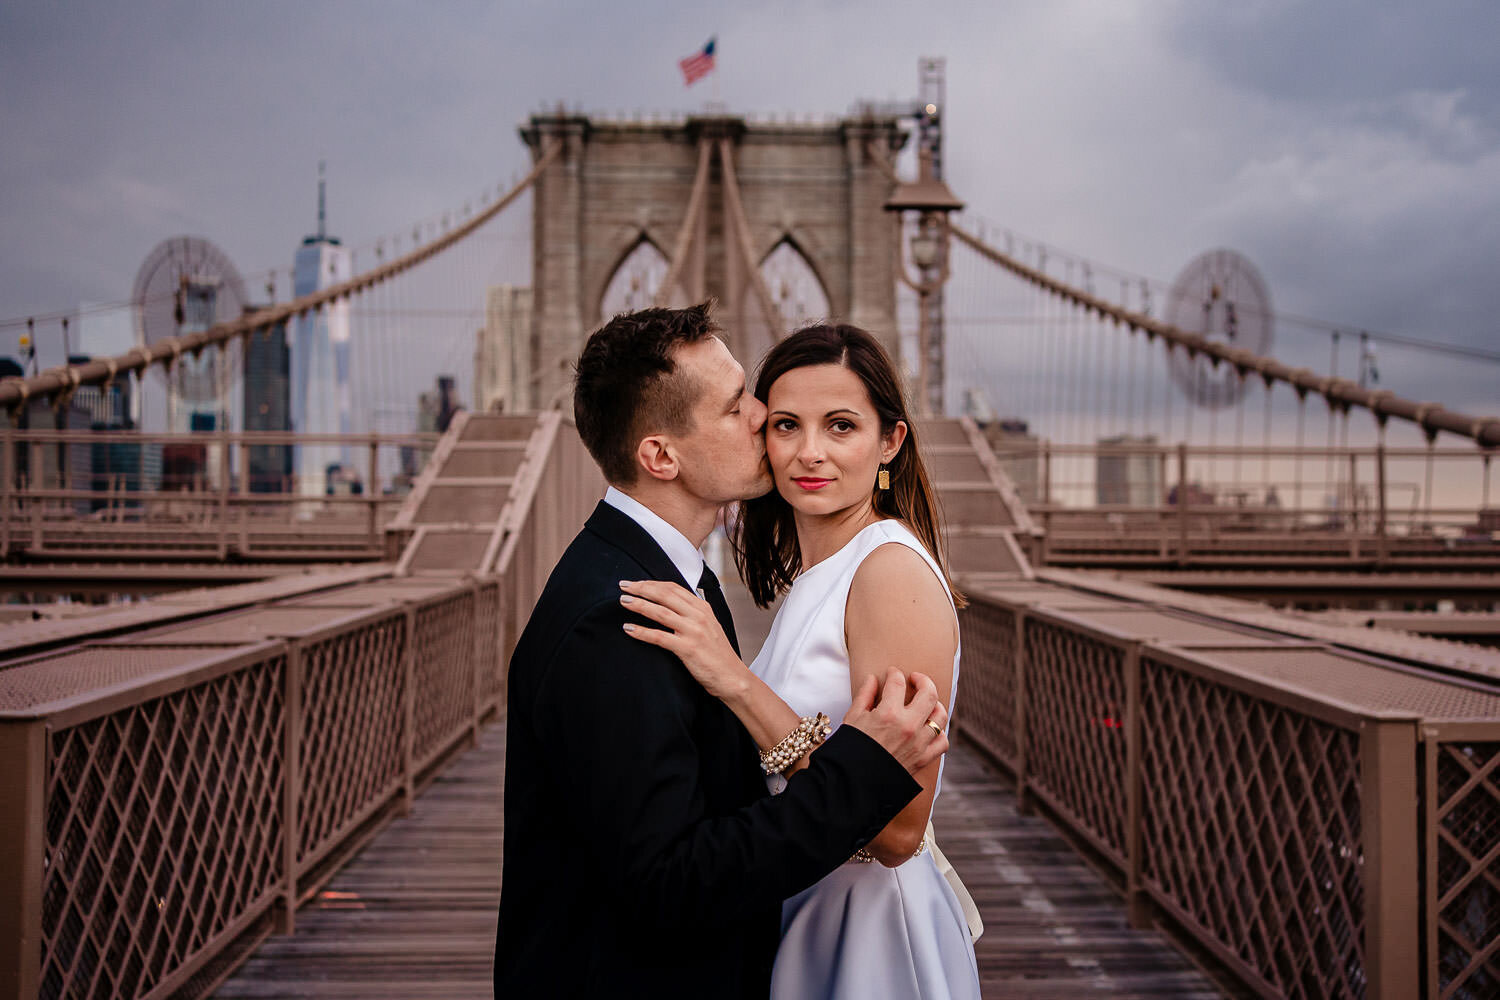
[764,363,905,520]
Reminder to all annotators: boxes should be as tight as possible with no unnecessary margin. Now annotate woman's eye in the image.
[831,420,854,432]
[772,419,796,431]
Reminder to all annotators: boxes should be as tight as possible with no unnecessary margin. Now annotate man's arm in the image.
[532,601,921,930]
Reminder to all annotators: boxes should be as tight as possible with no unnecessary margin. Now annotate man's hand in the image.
[841,670,949,775]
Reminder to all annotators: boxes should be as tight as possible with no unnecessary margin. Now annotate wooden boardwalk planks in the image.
[216,572,1225,998]
[933,749,1225,999]
[215,733,506,999]
[215,728,1224,999]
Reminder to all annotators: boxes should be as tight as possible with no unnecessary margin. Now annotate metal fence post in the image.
[1122,643,1148,928]
[29,440,42,551]
[217,425,231,559]
[400,604,417,815]
[1176,442,1190,565]
[1014,609,1032,813]
[1348,451,1361,559]
[0,720,45,998]
[1157,446,1171,559]
[277,639,302,935]
[1421,726,1440,1000]
[1039,443,1052,564]
[470,582,484,743]
[1375,443,1388,565]
[368,439,380,545]
[1,421,12,558]
[1360,717,1420,1000]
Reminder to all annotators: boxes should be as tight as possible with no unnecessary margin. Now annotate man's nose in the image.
[748,397,767,432]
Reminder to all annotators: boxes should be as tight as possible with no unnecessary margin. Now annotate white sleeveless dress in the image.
[751,519,982,1000]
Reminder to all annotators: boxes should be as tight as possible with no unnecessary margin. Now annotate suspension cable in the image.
[0,142,561,411]
[654,139,715,307]
[949,223,1500,448]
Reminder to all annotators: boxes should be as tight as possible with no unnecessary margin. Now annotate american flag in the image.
[679,38,716,86]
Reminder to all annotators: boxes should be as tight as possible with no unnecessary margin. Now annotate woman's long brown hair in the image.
[732,323,965,610]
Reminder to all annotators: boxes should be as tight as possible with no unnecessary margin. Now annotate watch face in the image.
[1164,249,1274,411]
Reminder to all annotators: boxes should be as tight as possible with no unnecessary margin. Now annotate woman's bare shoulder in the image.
[846,540,955,651]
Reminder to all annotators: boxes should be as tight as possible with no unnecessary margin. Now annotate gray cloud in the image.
[1,0,1495,422]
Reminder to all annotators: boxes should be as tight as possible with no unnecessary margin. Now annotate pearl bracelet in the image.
[851,837,927,864]
[759,713,833,775]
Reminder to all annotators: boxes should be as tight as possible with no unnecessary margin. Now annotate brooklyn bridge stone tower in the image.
[519,110,906,407]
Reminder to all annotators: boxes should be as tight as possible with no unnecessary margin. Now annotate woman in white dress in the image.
[620,324,981,999]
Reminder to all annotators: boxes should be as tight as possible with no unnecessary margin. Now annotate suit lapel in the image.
[583,501,696,591]
[586,501,766,797]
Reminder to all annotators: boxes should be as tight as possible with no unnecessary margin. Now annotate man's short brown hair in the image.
[573,302,719,485]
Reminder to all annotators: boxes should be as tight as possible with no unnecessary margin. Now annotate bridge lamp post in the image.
[885,149,964,417]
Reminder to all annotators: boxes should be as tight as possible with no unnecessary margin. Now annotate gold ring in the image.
[925,720,943,736]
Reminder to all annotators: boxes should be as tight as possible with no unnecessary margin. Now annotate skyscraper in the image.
[290,163,352,496]
[244,318,292,492]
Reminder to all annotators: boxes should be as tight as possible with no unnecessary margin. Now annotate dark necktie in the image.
[697,563,741,658]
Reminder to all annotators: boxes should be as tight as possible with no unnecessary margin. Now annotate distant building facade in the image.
[77,303,139,426]
[978,418,1042,505]
[475,285,533,412]
[400,376,463,487]
[244,318,293,493]
[1096,434,1161,507]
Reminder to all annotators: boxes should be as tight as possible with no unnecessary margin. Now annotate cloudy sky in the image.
[2,0,1497,434]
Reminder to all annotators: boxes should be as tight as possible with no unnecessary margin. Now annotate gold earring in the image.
[877,465,890,490]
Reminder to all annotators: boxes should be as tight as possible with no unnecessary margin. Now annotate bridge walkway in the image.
[215,575,1224,999]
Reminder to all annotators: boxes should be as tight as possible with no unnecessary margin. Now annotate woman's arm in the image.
[618,578,813,775]
[843,542,958,866]
[618,575,954,787]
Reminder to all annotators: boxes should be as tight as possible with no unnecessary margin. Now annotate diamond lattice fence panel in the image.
[1141,655,1365,999]
[955,602,1018,766]
[1023,618,1128,863]
[1434,740,1500,1000]
[41,655,285,1000]
[296,613,407,865]
[412,591,476,764]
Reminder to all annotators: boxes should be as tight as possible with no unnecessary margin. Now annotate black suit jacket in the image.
[495,501,920,998]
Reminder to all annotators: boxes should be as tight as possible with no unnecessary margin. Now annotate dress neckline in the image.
[795,518,898,580]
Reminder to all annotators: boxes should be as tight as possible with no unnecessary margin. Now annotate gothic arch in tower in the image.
[598,236,674,322]
[759,237,832,330]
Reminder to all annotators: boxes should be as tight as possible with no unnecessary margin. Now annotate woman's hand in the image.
[619,579,750,702]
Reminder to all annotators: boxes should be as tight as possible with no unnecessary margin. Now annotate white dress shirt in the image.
[603,486,705,589]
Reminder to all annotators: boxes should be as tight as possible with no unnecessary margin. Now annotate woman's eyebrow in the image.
[768,407,862,419]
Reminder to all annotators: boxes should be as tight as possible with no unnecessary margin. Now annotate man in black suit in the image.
[496,304,950,998]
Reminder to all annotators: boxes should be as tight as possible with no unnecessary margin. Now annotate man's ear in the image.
[635,434,681,482]
[880,420,908,464]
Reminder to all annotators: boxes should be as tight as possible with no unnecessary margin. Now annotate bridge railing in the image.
[489,414,606,668]
[989,441,1497,566]
[956,584,1500,1000]
[0,429,439,560]
[0,419,600,1000]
